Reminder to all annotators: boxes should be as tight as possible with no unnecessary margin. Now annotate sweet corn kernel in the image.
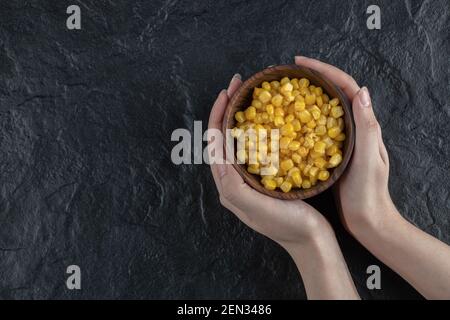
[291,119,302,131]
[298,110,312,123]
[314,157,327,169]
[309,166,320,178]
[288,141,301,151]
[315,125,327,136]
[280,77,290,85]
[292,153,302,164]
[280,82,293,94]
[329,98,339,107]
[280,136,291,149]
[294,100,306,111]
[298,146,309,158]
[326,144,339,156]
[314,87,323,96]
[285,114,295,123]
[328,153,343,168]
[259,90,272,103]
[271,94,283,107]
[275,177,284,187]
[274,116,285,127]
[328,126,341,139]
[247,165,260,174]
[302,179,312,189]
[261,81,271,91]
[280,181,292,193]
[331,106,344,118]
[270,81,280,89]
[305,93,316,105]
[281,123,294,136]
[266,104,274,115]
[244,106,256,120]
[299,78,310,88]
[318,170,330,181]
[313,141,327,154]
[322,94,330,103]
[316,95,323,107]
[321,104,331,116]
[251,100,263,109]
[274,107,285,117]
[326,117,337,129]
[335,132,346,142]
[291,171,302,186]
[235,111,245,123]
[280,159,294,171]
[263,178,277,190]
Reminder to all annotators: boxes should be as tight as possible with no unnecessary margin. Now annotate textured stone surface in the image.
[0,0,449,299]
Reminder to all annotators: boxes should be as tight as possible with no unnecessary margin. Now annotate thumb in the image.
[352,87,381,160]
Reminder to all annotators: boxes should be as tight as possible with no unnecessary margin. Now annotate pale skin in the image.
[209,56,450,300]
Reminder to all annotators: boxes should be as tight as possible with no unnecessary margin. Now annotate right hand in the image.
[295,56,396,233]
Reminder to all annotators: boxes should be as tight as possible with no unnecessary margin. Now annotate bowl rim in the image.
[222,64,355,200]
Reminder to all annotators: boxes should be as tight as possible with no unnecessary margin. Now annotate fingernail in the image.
[295,55,307,60]
[232,73,241,81]
[359,87,371,108]
[217,164,227,178]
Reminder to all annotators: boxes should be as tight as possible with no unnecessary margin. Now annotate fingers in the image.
[227,73,242,98]
[352,87,386,164]
[294,56,360,99]
[208,74,243,193]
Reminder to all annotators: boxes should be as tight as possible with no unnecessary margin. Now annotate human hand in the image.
[208,74,333,252]
[294,56,396,234]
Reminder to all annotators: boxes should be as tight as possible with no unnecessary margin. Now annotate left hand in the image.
[208,74,333,252]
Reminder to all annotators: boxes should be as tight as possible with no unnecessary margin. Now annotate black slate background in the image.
[0,0,449,299]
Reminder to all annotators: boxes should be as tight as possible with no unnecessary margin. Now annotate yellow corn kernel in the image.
[251,99,263,110]
[263,178,277,190]
[305,93,316,105]
[328,153,343,168]
[292,152,302,164]
[303,136,315,149]
[309,150,322,159]
[328,126,341,139]
[280,82,293,94]
[280,159,294,171]
[308,85,316,92]
[314,87,323,96]
[326,144,339,156]
[291,78,299,88]
[274,116,285,127]
[322,136,334,148]
[335,132,346,142]
[287,132,297,139]
[301,179,312,189]
[274,107,285,117]
[253,87,263,98]
[244,106,257,120]
[314,157,327,169]
[316,95,323,107]
[331,106,344,118]
[311,108,321,120]
[281,123,294,136]
[280,181,292,193]
[306,120,316,129]
[298,110,312,123]
[302,163,312,176]
[298,146,309,158]
[247,164,260,174]
[326,117,337,129]
[299,87,309,96]
[287,103,295,115]
[315,125,327,136]
[310,176,318,186]
[299,78,310,88]
[258,90,272,103]
[295,94,305,102]
[270,81,280,89]
[285,114,295,123]
[317,115,327,126]
[288,140,301,151]
[337,118,344,130]
[261,81,271,91]
[235,111,245,123]
[280,77,290,85]
[294,100,306,111]
[266,104,274,115]
[291,119,302,132]
[318,170,330,181]
[313,141,327,154]
[321,103,331,116]
[271,94,283,107]
[322,93,330,103]
[279,136,291,149]
[275,177,284,187]
[308,166,319,178]
[291,171,302,186]
[261,112,269,123]
[329,98,339,107]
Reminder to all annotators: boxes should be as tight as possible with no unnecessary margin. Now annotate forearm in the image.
[286,230,360,300]
[352,201,450,299]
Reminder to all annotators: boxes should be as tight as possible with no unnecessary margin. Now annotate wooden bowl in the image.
[222,64,355,200]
